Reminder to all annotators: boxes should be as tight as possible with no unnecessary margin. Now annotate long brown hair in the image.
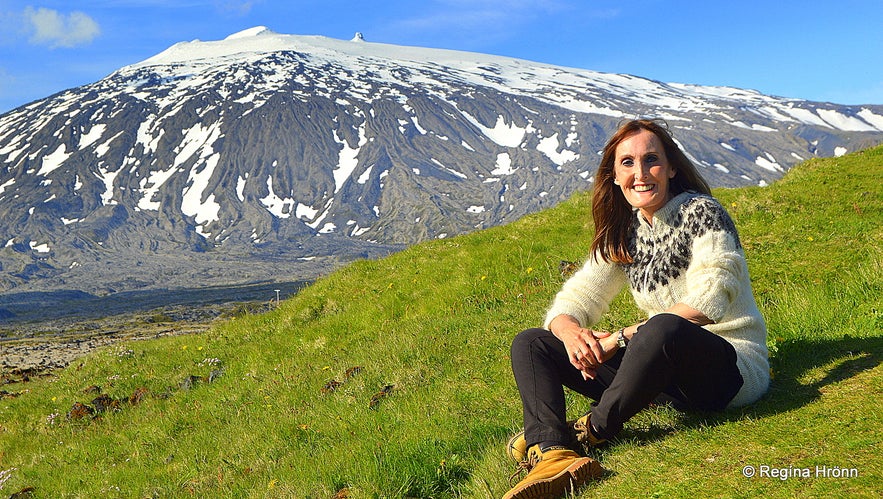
[591,120,711,263]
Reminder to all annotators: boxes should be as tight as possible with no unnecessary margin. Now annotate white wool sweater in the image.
[544,192,769,407]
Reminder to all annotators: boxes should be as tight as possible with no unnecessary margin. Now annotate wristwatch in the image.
[616,328,628,348]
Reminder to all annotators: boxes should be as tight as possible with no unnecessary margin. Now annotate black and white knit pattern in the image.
[624,194,741,293]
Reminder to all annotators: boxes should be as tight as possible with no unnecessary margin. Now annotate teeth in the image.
[634,184,654,192]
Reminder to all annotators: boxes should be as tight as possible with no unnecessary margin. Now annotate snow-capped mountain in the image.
[1,26,881,295]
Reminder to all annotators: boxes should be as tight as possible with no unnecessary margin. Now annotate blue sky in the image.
[1,0,881,114]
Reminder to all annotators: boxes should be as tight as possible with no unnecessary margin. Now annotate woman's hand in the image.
[549,315,611,379]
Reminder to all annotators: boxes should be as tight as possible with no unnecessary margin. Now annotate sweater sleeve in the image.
[543,254,627,329]
[679,201,747,322]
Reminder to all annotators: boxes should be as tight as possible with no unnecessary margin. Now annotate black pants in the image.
[510,313,743,446]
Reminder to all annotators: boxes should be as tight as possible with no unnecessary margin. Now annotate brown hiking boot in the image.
[506,413,607,463]
[504,445,604,499]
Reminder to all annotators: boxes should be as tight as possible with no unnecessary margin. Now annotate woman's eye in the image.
[621,158,634,167]
[646,154,658,163]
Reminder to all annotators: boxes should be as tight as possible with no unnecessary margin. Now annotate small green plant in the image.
[219,301,269,319]
[147,312,174,323]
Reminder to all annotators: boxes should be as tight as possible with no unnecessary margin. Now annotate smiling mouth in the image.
[634,184,655,192]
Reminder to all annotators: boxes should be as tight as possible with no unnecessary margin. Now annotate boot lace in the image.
[507,450,541,485]
[573,417,589,443]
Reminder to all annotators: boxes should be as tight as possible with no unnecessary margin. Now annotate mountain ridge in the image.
[1,27,882,299]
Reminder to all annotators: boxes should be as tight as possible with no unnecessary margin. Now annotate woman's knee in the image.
[645,313,688,334]
[630,313,683,350]
[511,327,551,357]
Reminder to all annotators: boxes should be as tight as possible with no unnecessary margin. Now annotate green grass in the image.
[1,146,882,498]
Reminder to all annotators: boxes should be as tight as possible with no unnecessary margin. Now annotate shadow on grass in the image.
[753,335,882,415]
[604,335,883,446]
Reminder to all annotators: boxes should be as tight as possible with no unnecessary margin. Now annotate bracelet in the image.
[616,328,627,348]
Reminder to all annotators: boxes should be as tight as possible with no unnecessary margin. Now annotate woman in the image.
[503,120,769,498]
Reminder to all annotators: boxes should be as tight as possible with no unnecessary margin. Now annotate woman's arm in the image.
[665,302,713,326]
[543,255,627,332]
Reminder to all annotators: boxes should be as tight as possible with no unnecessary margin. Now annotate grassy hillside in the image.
[1,145,881,498]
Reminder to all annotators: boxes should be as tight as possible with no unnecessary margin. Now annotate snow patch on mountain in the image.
[857,109,883,130]
[78,124,106,149]
[96,165,120,206]
[462,113,531,148]
[491,153,516,175]
[178,122,224,231]
[261,176,294,219]
[38,144,70,176]
[817,109,878,132]
[755,153,784,172]
[333,124,368,193]
[537,133,579,166]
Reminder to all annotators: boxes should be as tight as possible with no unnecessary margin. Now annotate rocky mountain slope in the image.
[1,26,881,298]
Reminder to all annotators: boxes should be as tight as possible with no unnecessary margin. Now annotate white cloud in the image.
[24,7,100,48]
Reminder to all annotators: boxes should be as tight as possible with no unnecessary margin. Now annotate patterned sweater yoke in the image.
[544,192,770,407]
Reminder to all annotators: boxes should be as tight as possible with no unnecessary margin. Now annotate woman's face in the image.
[613,129,676,222]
